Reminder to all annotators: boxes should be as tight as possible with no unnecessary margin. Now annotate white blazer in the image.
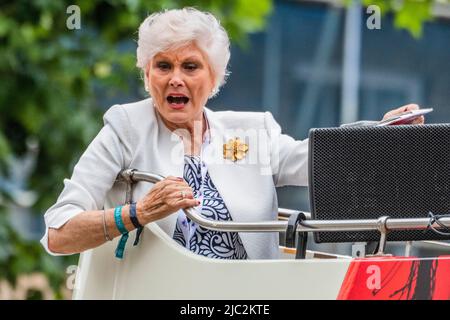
[41,98,309,259]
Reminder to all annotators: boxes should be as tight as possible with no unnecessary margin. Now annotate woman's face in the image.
[146,43,215,130]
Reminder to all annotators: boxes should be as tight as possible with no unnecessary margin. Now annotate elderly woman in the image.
[41,8,424,260]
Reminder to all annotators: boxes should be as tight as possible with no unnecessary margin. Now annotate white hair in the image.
[136,7,230,95]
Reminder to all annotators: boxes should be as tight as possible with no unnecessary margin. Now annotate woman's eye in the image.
[157,62,171,71]
[183,63,198,71]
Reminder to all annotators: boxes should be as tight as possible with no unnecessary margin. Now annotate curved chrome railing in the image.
[118,169,450,234]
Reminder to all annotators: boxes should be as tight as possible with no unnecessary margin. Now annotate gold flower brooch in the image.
[223,137,249,162]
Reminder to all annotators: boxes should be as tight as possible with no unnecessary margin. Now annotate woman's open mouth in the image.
[167,94,189,109]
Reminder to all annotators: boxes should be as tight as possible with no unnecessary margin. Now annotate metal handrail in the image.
[119,169,450,233]
[278,208,311,220]
[119,169,450,235]
[121,169,450,255]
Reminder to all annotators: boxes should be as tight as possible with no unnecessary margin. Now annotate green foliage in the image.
[0,0,272,299]
[392,0,432,38]
[0,209,66,294]
[360,0,435,38]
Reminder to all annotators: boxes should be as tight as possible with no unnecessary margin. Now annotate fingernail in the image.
[177,177,183,181]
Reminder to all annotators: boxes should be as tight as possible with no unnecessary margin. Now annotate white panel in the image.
[73,223,351,300]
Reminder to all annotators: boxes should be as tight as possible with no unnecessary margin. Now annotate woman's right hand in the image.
[136,176,199,224]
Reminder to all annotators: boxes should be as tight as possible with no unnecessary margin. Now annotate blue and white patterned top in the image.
[173,155,248,259]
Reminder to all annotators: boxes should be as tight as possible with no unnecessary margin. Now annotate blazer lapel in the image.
[204,109,275,212]
[203,108,278,259]
[203,108,241,221]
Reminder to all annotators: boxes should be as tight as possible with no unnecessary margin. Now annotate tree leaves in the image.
[394,0,433,38]
[360,0,435,38]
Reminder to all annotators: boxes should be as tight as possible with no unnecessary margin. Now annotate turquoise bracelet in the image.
[114,206,129,259]
[114,206,128,234]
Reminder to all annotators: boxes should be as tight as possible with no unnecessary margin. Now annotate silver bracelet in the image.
[102,209,112,241]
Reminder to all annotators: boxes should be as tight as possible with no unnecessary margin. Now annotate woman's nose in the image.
[168,70,185,87]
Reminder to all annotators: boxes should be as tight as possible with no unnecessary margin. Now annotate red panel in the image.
[337,255,450,300]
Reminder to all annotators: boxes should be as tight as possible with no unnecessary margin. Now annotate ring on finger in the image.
[180,190,186,199]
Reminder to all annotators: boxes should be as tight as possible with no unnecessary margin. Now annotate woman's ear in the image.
[209,74,217,98]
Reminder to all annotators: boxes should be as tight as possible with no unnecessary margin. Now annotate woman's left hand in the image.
[381,103,425,125]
